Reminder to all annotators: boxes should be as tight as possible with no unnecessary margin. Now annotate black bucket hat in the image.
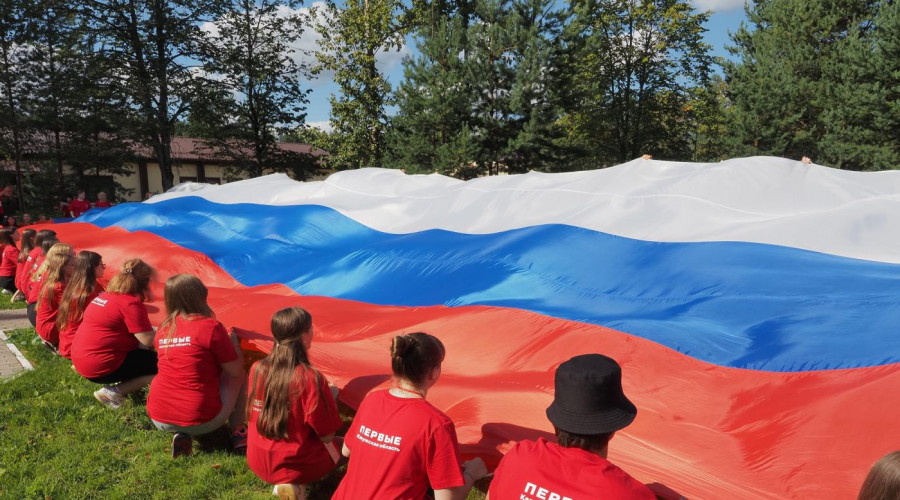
[545,354,637,435]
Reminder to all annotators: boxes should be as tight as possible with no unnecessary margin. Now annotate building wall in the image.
[113,161,235,202]
[114,166,143,202]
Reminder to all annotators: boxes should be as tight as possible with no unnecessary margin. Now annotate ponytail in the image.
[106,258,153,301]
[18,228,35,262]
[249,307,322,440]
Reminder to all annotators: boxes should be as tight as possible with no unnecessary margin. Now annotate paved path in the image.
[0,308,34,379]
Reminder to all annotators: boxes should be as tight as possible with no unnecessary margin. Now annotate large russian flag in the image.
[57,157,899,498]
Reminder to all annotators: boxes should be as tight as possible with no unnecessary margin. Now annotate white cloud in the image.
[305,120,334,133]
[202,2,409,89]
[692,0,746,12]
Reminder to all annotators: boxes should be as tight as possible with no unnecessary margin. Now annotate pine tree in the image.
[878,0,900,165]
[504,0,568,173]
[562,0,713,165]
[725,0,891,169]
[0,0,31,201]
[388,14,474,175]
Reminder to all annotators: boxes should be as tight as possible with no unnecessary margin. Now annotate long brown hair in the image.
[37,243,74,308]
[859,451,900,500]
[56,251,103,331]
[0,227,16,249]
[248,307,323,440]
[18,228,35,263]
[106,258,153,301]
[157,274,214,347]
[33,229,56,253]
[390,332,445,387]
[29,238,60,284]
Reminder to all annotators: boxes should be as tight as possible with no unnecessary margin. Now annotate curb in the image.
[0,330,34,377]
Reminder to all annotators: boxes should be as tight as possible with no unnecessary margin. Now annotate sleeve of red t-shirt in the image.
[302,370,342,437]
[5,246,19,267]
[122,299,153,333]
[207,322,238,365]
[425,416,466,490]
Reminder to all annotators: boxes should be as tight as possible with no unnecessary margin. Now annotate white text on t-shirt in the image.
[355,425,402,452]
[158,336,192,348]
[520,482,573,500]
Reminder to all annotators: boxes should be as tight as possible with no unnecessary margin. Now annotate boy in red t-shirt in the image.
[69,190,91,218]
[487,354,657,500]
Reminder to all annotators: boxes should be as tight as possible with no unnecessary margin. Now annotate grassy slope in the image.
[0,321,488,499]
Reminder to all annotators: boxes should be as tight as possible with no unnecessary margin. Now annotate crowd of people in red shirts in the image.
[3,224,897,500]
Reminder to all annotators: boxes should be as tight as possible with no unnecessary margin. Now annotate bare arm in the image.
[434,458,488,500]
[342,442,351,457]
[220,359,244,378]
[134,330,154,348]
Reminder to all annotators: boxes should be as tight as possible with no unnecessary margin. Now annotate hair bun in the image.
[391,335,412,359]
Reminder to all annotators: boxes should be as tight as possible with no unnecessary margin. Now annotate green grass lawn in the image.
[0,290,29,309]
[0,327,488,499]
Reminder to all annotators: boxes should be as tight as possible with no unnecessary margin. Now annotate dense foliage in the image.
[0,0,897,213]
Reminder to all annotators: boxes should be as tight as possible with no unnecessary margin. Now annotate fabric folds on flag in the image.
[56,156,900,499]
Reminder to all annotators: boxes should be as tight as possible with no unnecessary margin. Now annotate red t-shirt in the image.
[58,284,104,359]
[247,363,342,485]
[16,248,44,298]
[18,247,41,292]
[332,390,465,500]
[94,200,111,208]
[71,292,153,378]
[0,244,19,277]
[69,199,91,217]
[487,438,656,500]
[26,271,45,304]
[147,316,238,427]
[35,281,64,345]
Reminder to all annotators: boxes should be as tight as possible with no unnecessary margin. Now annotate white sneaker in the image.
[93,386,125,410]
[10,290,24,302]
[1,289,11,295]
[273,484,305,500]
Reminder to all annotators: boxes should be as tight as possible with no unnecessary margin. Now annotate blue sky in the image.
[301,0,749,127]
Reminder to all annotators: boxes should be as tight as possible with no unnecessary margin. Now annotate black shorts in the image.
[27,302,36,327]
[0,275,15,292]
[87,349,159,385]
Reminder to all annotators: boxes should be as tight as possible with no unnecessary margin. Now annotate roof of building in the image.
[136,136,329,163]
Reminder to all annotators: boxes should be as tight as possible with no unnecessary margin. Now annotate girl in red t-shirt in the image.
[94,191,112,208]
[147,274,247,458]
[56,251,107,359]
[25,234,59,326]
[0,227,20,293]
[72,259,158,410]
[35,243,76,350]
[12,228,35,301]
[332,333,489,500]
[246,307,343,499]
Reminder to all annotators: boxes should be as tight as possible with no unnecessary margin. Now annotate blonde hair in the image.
[32,242,72,283]
[106,258,153,301]
[37,243,74,308]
